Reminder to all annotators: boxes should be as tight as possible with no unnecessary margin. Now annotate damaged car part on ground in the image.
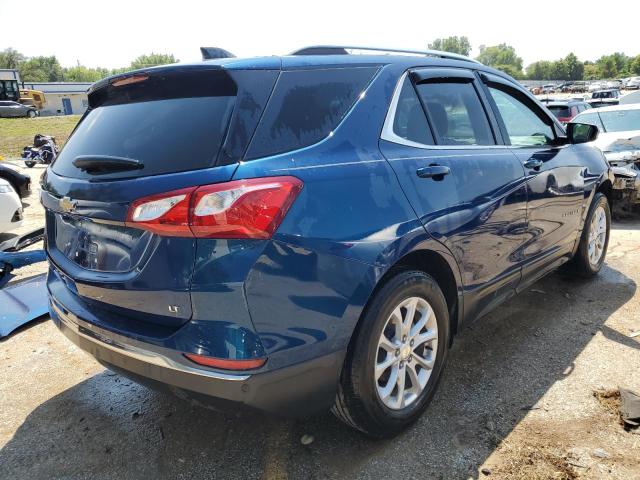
[0,228,47,337]
[42,45,614,437]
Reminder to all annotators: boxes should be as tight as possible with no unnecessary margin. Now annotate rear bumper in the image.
[49,298,344,416]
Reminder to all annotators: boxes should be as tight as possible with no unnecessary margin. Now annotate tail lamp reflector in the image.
[184,353,267,370]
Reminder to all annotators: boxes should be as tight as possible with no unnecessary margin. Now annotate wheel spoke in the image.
[375,354,396,380]
[378,364,399,399]
[406,362,423,390]
[413,329,437,348]
[402,298,417,336]
[409,304,431,339]
[391,307,403,341]
[378,335,397,353]
[412,353,435,370]
[394,367,406,409]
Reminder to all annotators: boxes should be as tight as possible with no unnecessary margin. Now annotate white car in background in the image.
[0,179,24,234]
[627,77,640,90]
[571,104,640,211]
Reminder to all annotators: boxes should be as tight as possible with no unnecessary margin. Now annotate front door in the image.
[62,98,72,115]
[479,74,585,288]
[380,68,529,323]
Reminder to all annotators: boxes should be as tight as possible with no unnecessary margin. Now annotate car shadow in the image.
[0,264,635,479]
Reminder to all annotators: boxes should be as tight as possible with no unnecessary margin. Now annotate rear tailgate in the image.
[43,65,278,332]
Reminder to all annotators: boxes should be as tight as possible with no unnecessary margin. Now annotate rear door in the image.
[479,73,585,288]
[42,66,278,330]
[380,68,529,322]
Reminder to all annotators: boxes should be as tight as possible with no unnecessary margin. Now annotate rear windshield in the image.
[52,69,237,180]
[548,105,571,118]
[245,67,378,160]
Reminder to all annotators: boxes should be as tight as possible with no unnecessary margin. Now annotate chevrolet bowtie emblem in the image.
[59,196,76,213]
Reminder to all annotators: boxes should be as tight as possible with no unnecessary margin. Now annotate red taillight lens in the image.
[184,353,267,370]
[126,176,303,239]
[558,117,572,123]
[190,177,303,239]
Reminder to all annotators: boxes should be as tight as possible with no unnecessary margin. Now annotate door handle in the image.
[416,165,451,180]
[523,158,543,169]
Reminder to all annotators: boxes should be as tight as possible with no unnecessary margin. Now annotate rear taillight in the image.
[558,117,572,123]
[126,176,303,239]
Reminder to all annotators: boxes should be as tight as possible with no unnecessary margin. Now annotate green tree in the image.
[597,56,618,78]
[130,53,177,70]
[630,55,640,75]
[526,60,552,79]
[428,36,472,56]
[476,44,523,78]
[583,63,600,80]
[563,53,584,80]
[19,56,63,82]
[63,65,110,82]
[0,48,25,69]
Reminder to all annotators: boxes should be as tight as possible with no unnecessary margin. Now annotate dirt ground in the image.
[1,164,639,480]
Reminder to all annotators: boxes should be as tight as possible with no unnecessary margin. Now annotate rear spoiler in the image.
[200,47,236,60]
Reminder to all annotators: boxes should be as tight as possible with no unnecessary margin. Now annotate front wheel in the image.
[332,270,450,437]
[27,110,36,118]
[25,160,36,168]
[570,192,611,277]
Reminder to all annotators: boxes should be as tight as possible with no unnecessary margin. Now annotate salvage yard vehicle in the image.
[588,89,621,108]
[543,99,591,124]
[571,104,640,213]
[0,163,31,199]
[0,179,23,233]
[43,45,614,437]
[0,100,38,118]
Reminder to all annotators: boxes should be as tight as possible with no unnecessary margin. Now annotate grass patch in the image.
[0,116,81,159]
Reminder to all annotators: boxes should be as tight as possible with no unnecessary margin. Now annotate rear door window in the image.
[391,77,434,145]
[52,69,237,180]
[415,81,494,146]
[245,67,378,160]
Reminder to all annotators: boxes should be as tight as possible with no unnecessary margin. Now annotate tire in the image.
[25,161,36,168]
[332,270,450,438]
[569,192,611,277]
[27,110,36,118]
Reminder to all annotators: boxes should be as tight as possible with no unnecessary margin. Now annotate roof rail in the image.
[290,45,481,64]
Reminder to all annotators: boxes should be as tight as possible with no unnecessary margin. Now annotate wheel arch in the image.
[347,246,463,358]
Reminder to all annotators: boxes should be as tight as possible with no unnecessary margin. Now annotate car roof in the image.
[93,51,520,93]
[583,103,640,113]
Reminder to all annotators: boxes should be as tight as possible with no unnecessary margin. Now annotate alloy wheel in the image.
[375,296,438,410]
[588,204,607,266]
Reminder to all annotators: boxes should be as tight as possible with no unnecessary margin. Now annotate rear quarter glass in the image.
[51,69,237,180]
[245,67,379,160]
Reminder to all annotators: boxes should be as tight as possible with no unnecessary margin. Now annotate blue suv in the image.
[43,46,613,437]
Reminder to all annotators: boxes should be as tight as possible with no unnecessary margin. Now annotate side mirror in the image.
[567,122,599,144]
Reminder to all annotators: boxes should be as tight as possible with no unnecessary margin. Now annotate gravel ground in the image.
[1,164,639,480]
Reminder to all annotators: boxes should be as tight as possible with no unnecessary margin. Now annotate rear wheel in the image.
[569,192,610,277]
[25,161,36,168]
[332,270,450,437]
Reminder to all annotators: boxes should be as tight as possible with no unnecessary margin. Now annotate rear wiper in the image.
[72,156,144,174]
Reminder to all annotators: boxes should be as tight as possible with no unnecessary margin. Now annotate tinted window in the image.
[392,77,434,145]
[415,81,494,146]
[52,70,237,180]
[488,86,555,146]
[548,105,571,118]
[246,67,377,159]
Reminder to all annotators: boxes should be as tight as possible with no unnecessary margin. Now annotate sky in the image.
[1,0,639,69]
